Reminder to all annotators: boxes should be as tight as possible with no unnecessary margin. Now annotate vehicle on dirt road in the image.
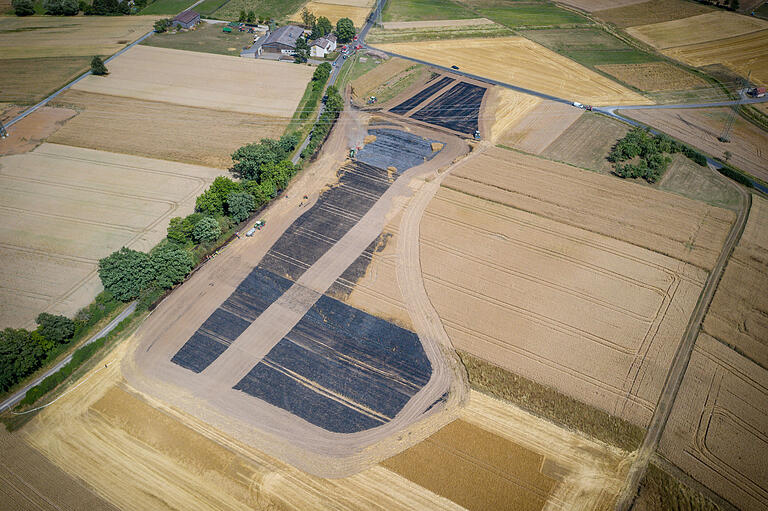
[451,65,459,70]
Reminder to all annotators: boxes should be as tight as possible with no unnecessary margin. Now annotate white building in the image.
[309,34,337,58]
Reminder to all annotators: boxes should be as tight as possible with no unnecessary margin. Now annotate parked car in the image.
[451,65,459,70]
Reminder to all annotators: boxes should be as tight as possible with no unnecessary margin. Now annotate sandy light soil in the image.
[0,106,76,155]
[72,45,313,116]
[621,107,768,183]
[0,16,160,59]
[498,100,581,154]
[375,37,652,106]
[701,195,768,367]
[626,11,768,50]
[659,333,768,511]
[0,143,224,329]
[418,147,735,427]
[50,90,286,168]
[291,2,371,27]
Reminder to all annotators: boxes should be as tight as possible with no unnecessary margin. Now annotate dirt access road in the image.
[125,106,471,477]
[615,166,751,511]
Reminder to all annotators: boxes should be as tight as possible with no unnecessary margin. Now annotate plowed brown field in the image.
[498,101,581,154]
[419,147,735,427]
[0,144,223,328]
[376,37,652,106]
[622,107,768,183]
[0,106,77,155]
[72,45,312,116]
[627,11,768,50]
[663,30,768,86]
[50,90,285,168]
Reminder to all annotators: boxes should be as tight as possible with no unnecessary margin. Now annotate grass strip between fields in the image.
[457,350,645,452]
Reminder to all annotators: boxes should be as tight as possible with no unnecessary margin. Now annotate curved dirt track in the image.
[123,113,473,477]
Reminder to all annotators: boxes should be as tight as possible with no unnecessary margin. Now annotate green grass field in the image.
[141,22,254,56]
[140,0,198,15]
[476,3,589,27]
[521,28,659,68]
[366,23,512,43]
[208,0,306,21]
[194,0,230,16]
[382,0,476,22]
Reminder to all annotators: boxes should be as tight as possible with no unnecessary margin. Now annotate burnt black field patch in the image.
[171,267,293,373]
[389,76,455,115]
[355,128,441,171]
[234,293,432,433]
[410,81,487,134]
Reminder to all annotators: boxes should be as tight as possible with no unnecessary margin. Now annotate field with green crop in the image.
[382,0,476,22]
[209,0,306,21]
[475,3,589,27]
[140,0,197,14]
[141,22,254,56]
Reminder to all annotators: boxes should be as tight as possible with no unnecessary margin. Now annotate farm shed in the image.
[261,25,304,55]
[172,10,200,30]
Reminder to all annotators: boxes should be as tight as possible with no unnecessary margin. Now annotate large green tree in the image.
[0,328,44,392]
[98,247,154,301]
[12,0,35,16]
[226,192,256,223]
[43,0,79,15]
[90,56,108,76]
[313,16,333,38]
[294,37,309,63]
[192,216,221,243]
[231,134,298,180]
[335,17,355,43]
[150,244,193,289]
[36,313,75,345]
[195,176,242,216]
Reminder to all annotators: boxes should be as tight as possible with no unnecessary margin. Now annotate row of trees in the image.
[302,84,343,158]
[97,132,302,304]
[12,0,138,16]
[300,8,356,43]
[608,127,707,183]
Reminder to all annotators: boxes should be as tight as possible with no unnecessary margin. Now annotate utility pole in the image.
[0,120,8,139]
[719,70,750,143]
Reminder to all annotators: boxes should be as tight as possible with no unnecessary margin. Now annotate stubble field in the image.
[622,107,768,183]
[0,144,223,329]
[595,62,708,92]
[72,45,313,116]
[291,1,371,26]
[50,90,285,168]
[376,37,652,105]
[558,0,645,11]
[497,100,580,153]
[418,147,734,427]
[594,0,712,27]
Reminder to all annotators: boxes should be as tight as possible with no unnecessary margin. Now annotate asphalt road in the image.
[0,302,137,413]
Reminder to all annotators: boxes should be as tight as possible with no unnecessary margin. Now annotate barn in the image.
[171,10,200,30]
[260,25,304,56]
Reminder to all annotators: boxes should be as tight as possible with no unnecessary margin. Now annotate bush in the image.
[90,56,108,76]
[301,85,343,159]
[192,216,221,243]
[12,0,35,15]
[154,19,172,32]
[43,0,79,15]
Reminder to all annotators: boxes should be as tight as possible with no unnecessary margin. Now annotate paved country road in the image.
[0,302,137,413]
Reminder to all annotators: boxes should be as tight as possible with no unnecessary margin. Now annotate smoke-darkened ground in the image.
[356,128,442,171]
[389,76,455,115]
[411,82,487,134]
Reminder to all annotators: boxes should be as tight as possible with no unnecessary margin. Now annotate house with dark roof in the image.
[171,10,200,30]
[260,25,304,55]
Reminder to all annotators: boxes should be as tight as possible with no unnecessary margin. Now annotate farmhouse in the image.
[310,34,337,58]
[261,25,304,56]
[171,10,200,30]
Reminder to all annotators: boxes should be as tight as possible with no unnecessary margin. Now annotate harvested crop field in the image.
[376,37,652,105]
[539,111,630,172]
[497,100,580,153]
[701,195,768,367]
[657,154,742,210]
[595,62,709,91]
[0,106,77,155]
[483,87,543,143]
[0,57,92,104]
[622,107,768,183]
[627,11,768,50]
[381,419,556,511]
[0,16,159,59]
[0,429,118,511]
[291,2,370,27]
[72,45,312,116]
[0,144,223,329]
[594,0,712,28]
[419,147,735,427]
[50,90,285,168]
[663,30,768,86]
[350,57,416,100]
[316,0,373,6]
[659,333,768,511]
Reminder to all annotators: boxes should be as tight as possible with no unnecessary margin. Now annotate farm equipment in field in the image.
[349,148,356,158]
[473,130,481,140]
[367,96,377,104]
[223,27,232,33]
[255,219,266,229]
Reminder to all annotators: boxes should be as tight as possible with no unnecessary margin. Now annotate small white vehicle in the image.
[572,101,584,108]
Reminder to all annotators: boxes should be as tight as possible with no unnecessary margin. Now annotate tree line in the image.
[609,127,708,183]
[12,0,138,16]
